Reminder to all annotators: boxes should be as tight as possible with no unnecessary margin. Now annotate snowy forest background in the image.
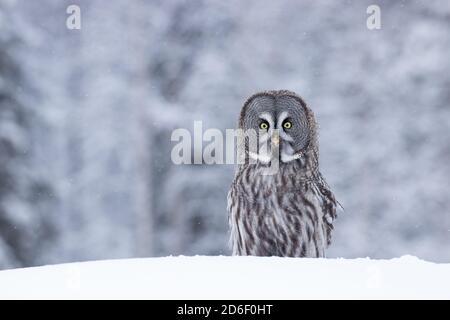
[1,0,449,269]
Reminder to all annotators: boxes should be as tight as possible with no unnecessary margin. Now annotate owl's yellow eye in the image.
[283,121,292,129]
[259,121,269,130]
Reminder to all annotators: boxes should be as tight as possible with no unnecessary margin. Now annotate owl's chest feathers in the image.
[235,174,323,223]
[231,163,327,256]
[234,162,321,210]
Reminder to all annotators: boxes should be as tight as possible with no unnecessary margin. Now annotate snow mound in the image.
[0,255,449,299]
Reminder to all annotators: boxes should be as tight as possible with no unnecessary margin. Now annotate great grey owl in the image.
[227,90,337,257]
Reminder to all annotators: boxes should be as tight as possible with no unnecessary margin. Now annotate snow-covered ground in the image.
[0,256,449,299]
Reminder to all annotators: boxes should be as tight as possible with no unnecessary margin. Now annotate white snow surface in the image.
[0,255,449,299]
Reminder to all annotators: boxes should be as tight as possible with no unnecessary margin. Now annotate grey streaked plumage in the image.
[227,90,337,257]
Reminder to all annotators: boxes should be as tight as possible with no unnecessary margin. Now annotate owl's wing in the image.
[315,172,337,246]
[227,183,239,254]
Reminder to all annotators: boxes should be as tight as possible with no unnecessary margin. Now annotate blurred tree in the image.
[0,2,55,269]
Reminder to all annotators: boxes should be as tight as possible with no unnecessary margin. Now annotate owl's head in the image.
[238,90,317,164]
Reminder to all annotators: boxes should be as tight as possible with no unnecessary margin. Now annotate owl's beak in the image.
[271,133,280,146]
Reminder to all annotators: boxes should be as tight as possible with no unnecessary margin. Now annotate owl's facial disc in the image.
[250,111,302,164]
[242,94,310,164]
